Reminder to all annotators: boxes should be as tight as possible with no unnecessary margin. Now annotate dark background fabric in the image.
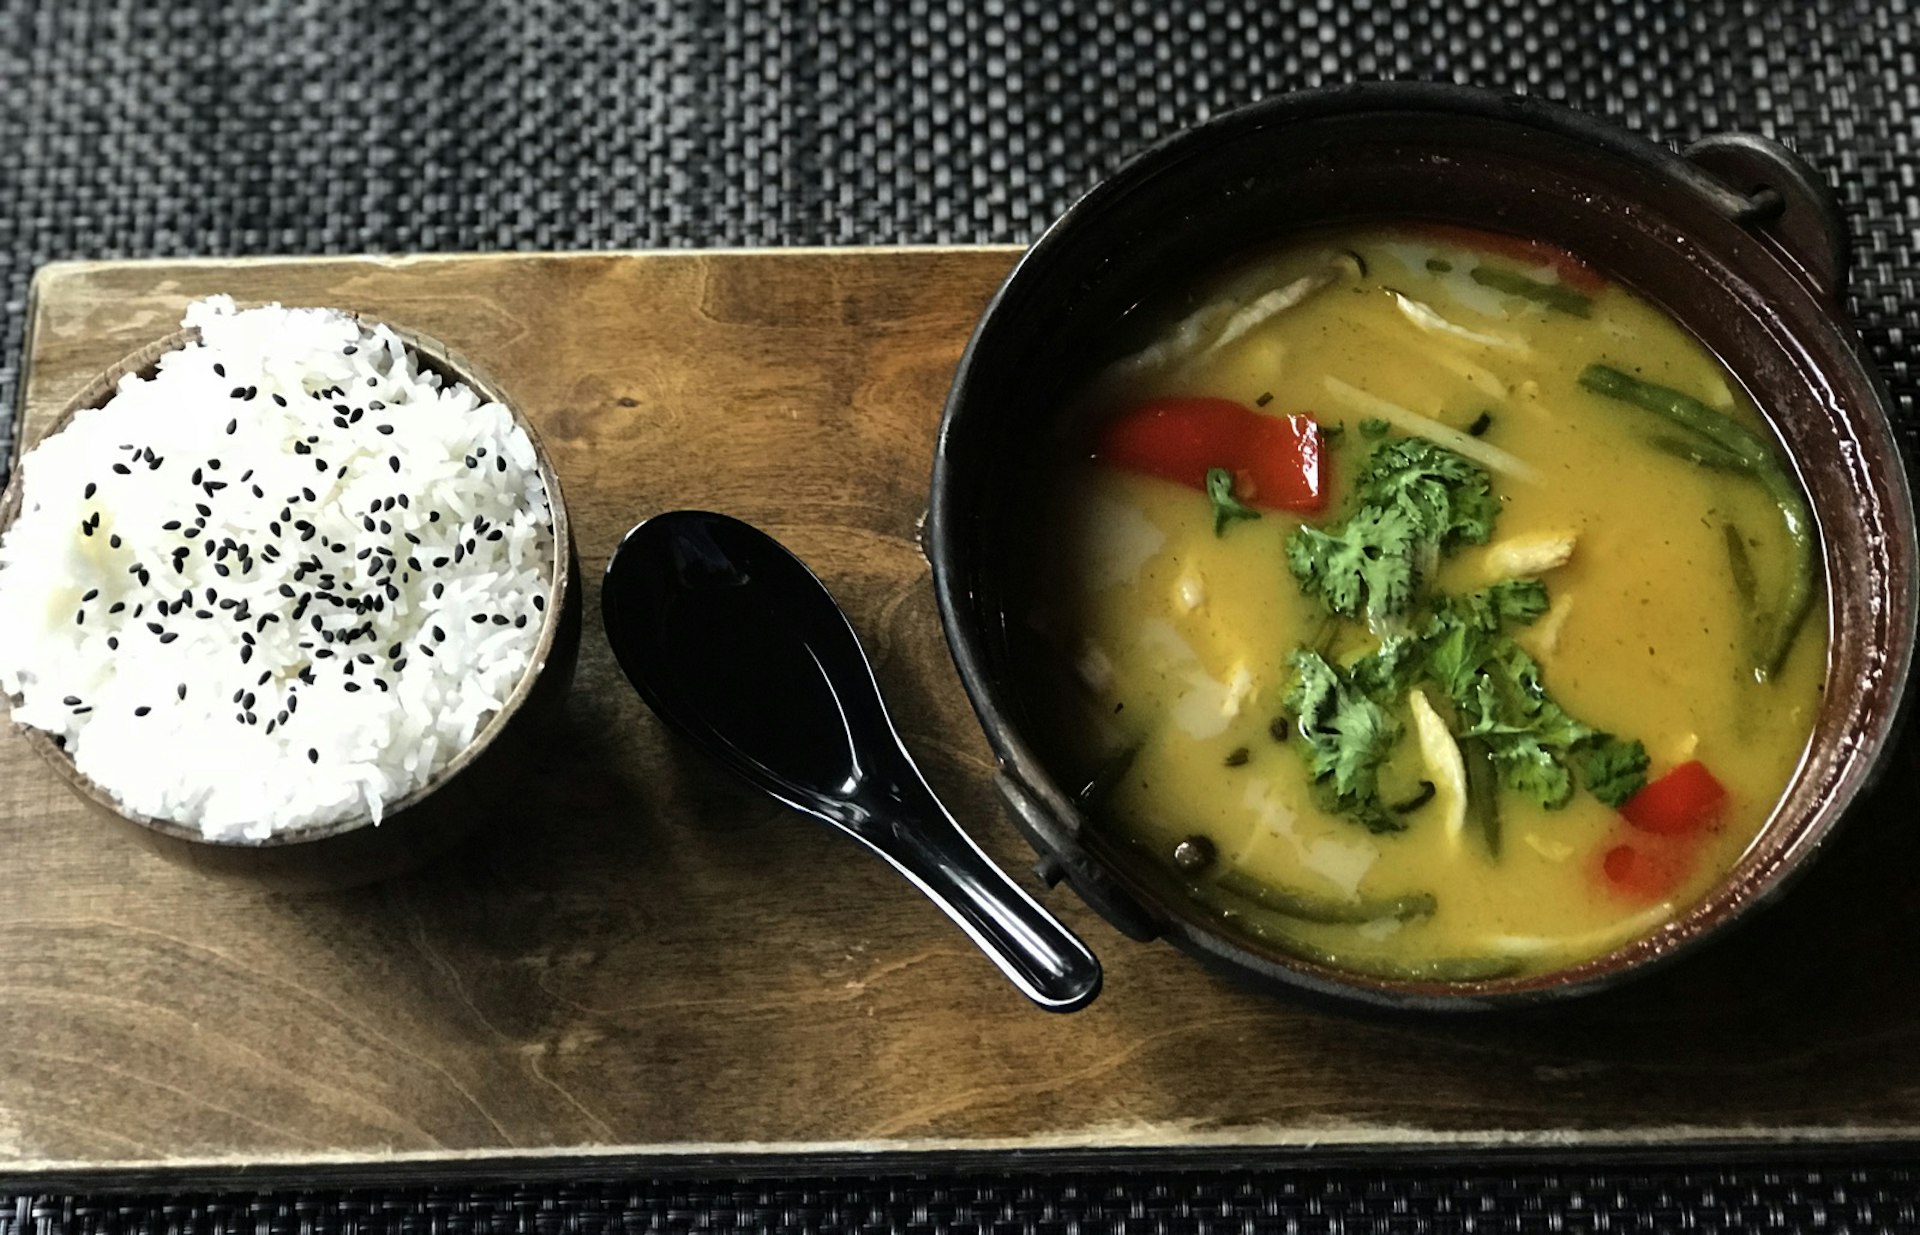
[4,0,1919,1227]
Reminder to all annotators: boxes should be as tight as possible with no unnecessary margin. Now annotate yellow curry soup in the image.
[1030,226,1825,981]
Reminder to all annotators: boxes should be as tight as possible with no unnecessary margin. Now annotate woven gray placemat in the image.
[3,0,1915,471]
[4,0,1920,1228]
[6,1166,1920,1235]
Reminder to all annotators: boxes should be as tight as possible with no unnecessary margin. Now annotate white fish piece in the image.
[1408,687,1468,846]
[1173,566,1207,614]
[1103,256,1351,382]
[1485,531,1577,579]
[1075,643,1115,693]
[1241,777,1380,898]
[1072,490,1166,589]
[1197,268,1341,361]
[1485,903,1675,958]
[1519,591,1576,660]
[1522,833,1575,862]
[1391,291,1531,354]
[1322,377,1541,483]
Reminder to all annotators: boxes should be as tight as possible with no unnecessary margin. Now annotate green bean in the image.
[1224,912,1525,982]
[1577,363,1818,680]
[1578,364,1770,467]
[1645,432,1752,474]
[1470,266,1593,318]
[1723,522,1759,612]
[1461,736,1500,858]
[1215,867,1435,924]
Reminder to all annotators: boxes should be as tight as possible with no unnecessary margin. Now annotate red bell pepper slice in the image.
[1600,841,1693,902]
[1620,760,1728,836]
[1411,223,1608,296]
[1092,397,1326,514]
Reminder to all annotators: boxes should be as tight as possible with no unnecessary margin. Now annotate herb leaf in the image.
[1284,650,1405,832]
[1285,439,1496,625]
[1575,736,1651,808]
[1205,466,1261,536]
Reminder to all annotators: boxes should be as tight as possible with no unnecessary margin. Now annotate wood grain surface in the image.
[6,250,1920,1185]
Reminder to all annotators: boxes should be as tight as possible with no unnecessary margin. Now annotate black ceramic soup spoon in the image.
[602,510,1102,1013]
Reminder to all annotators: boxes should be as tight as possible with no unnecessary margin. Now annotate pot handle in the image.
[992,769,1165,942]
[1684,133,1850,306]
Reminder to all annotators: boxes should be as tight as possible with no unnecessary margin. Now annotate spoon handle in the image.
[858,782,1102,1013]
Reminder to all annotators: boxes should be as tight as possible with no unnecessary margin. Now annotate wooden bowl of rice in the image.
[0,306,581,891]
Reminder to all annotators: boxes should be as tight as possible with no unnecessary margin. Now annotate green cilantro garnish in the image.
[1359,417,1391,438]
[1284,650,1405,833]
[1205,467,1261,536]
[1285,438,1496,626]
[1279,441,1648,831]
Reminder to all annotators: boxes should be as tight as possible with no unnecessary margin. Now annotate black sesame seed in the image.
[229,386,247,398]
[158,631,178,644]
[84,482,96,499]
[81,588,99,602]
[226,419,237,435]
[109,602,125,614]
[134,706,150,718]
[213,363,226,377]
[343,681,361,693]
[146,622,163,635]
[429,511,441,523]
[272,394,287,407]
[388,456,400,473]
[464,455,477,468]
[195,503,211,517]
[72,706,92,715]
[177,684,187,700]
[533,594,546,611]
[111,463,131,476]
[62,695,81,706]
[162,520,181,531]
[492,614,509,626]
[109,534,122,549]
[308,748,318,764]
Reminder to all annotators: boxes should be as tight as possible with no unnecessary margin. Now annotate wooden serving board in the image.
[7,249,1920,1188]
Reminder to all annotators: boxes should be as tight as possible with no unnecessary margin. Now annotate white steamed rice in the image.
[0,297,554,841]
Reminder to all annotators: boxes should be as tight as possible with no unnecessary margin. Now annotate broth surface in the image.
[1031,226,1826,979]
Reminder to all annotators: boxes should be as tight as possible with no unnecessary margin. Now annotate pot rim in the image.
[927,82,1920,1011]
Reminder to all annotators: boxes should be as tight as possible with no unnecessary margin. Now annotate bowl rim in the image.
[0,313,574,850]
[926,81,1920,1009]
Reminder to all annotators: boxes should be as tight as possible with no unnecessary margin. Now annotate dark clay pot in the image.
[926,83,1918,1010]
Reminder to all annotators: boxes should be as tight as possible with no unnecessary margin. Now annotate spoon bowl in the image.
[602,510,1101,1013]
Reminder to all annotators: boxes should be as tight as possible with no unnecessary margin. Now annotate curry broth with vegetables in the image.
[1031,226,1825,980]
